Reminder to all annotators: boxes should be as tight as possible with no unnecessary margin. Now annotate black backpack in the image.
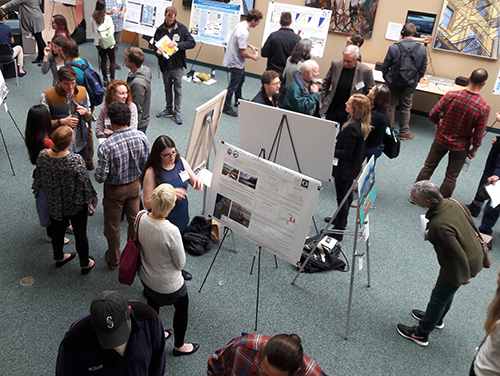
[70,59,105,107]
[391,43,421,88]
[298,234,346,273]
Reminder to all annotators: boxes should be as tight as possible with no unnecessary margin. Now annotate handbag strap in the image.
[448,198,485,242]
[134,210,147,242]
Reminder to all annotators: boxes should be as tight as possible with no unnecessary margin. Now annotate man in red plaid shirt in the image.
[414,68,491,198]
[207,333,327,376]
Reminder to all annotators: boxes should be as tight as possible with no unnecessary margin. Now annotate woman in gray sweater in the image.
[137,183,199,357]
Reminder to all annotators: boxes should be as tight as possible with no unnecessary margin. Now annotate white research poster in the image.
[261,2,332,58]
[123,0,172,37]
[206,141,321,265]
[189,0,241,47]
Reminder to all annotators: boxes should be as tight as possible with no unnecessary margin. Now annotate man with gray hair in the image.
[397,180,483,347]
[321,45,374,124]
[283,59,321,117]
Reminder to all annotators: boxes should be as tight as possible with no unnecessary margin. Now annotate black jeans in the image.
[332,177,354,240]
[51,206,90,267]
[34,32,46,60]
[147,293,189,348]
[97,46,116,80]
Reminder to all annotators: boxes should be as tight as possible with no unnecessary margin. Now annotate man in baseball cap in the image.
[56,290,166,375]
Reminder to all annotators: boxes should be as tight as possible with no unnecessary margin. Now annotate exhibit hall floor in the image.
[0,41,497,375]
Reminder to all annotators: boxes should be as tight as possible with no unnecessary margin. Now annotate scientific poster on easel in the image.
[188,0,241,47]
[206,141,321,265]
[358,156,376,227]
[261,2,332,58]
[123,0,172,37]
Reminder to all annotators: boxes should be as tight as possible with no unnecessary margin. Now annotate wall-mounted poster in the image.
[305,0,379,38]
[262,2,332,58]
[432,0,499,60]
[123,0,173,37]
[189,0,241,47]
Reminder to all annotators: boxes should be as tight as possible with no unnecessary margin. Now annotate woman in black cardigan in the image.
[327,93,371,240]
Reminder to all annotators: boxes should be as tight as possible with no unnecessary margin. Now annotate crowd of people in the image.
[7,1,499,374]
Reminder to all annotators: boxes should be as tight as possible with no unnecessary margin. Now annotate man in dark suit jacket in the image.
[320,45,374,125]
[261,12,300,75]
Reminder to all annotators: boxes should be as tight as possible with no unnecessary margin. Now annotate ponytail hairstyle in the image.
[344,94,371,140]
[50,125,73,152]
[92,0,106,25]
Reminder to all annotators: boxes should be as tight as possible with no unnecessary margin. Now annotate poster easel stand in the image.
[291,173,370,339]
[198,226,262,330]
[0,97,25,175]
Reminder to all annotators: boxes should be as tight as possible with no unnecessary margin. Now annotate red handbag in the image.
[118,211,146,285]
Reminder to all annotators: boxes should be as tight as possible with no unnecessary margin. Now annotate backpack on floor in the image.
[298,234,346,273]
[71,59,105,107]
[391,43,421,88]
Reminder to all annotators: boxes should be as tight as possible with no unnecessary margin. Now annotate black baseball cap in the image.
[90,291,131,349]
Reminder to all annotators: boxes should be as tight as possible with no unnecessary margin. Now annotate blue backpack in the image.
[70,59,105,106]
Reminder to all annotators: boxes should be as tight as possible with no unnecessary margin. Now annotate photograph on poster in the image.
[123,0,172,37]
[305,0,380,38]
[262,2,332,58]
[189,0,241,47]
[206,142,321,265]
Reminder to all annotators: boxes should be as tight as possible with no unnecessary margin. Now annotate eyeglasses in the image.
[161,151,176,158]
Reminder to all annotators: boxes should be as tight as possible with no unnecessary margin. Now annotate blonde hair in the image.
[50,125,73,152]
[484,266,500,335]
[151,184,176,218]
[344,94,371,140]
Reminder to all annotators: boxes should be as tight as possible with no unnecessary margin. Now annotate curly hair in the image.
[104,80,132,107]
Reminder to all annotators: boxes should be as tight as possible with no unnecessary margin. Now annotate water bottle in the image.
[462,157,471,173]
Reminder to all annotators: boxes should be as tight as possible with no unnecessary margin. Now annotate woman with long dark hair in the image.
[282,38,312,88]
[470,266,500,375]
[137,183,199,356]
[365,83,391,162]
[51,14,71,39]
[92,0,116,86]
[325,94,371,240]
[95,80,138,138]
[32,126,97,274]
[141,135,202,232]
[41,35,67,86]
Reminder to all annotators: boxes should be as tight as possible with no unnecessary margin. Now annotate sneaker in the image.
[466,203,481,218]
[157,109,174,118]
[223,108,238,117]
[115,64,121,70]
[396,324,429,347]
[400,133,415,141]
[411,309,444,329]
[46,236,70,245]
[173,112,183,125]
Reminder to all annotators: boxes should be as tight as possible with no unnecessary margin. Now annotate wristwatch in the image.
[57,119,62,126]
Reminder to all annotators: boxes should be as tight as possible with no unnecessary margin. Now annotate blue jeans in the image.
[417,276,460,335]
[479,200,500,235]
[224,68,245,110]
[364,144,384,164]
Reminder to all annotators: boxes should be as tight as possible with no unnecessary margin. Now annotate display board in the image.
[357,156,375,227]
[185,90,226,172]
[239,101,337,182]
[52,0,76,5]
[123,0,173,37]
[261,2,332,58]
[188,0,241,47]
[206,141,321,265]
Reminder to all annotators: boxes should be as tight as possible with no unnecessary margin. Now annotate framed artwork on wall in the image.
[433,0,499,60]
[304,0,379,37]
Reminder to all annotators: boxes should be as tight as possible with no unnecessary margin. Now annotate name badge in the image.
[332,158,339,166]
[173,34,180,42]
[355,81,365,90]
[180,170,189,182]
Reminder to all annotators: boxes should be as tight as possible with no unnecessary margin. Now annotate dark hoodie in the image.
[127,64,152,131]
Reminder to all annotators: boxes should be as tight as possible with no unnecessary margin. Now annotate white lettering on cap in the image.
[106,315,114,329]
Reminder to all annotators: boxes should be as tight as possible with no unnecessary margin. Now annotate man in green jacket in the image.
[397,180,483,347]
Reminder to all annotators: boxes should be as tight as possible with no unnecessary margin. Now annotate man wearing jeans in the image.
[222,9,263,117]
[154,6,195,125]
[414,68,490,199]
[397,180,483,347]
[95,102,149,269]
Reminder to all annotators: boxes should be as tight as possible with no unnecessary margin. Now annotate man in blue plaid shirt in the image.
[95,102,149,269]
[106,0,126,68]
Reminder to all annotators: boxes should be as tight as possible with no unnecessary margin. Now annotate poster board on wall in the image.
[262,2,332,58]
[238,101,337,182]
[188,0,241,47]
[123,0,173,37]
[185,90,226,173]
[206,141,321,265]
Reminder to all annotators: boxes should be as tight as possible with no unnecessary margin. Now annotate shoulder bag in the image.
[118,210,147,285]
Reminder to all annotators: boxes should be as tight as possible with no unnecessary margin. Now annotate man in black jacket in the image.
[154,6,195,125]
[252,70,280,107]
[261,12,300,76]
